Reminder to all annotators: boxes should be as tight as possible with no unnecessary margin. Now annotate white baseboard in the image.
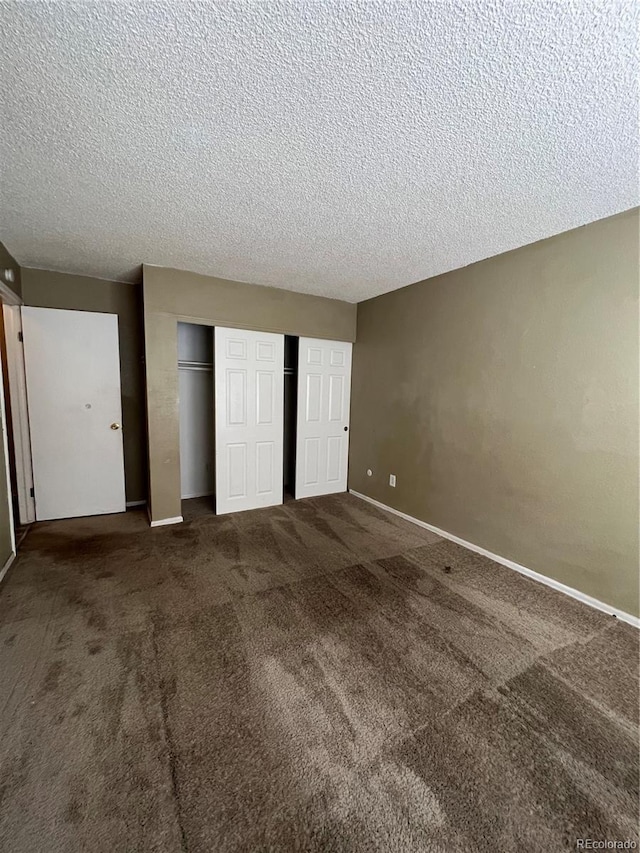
[149,515,183,528]
[349,490,639,629]
[0,551,16,584]
[126,500,147,508]
[181,491,214,500]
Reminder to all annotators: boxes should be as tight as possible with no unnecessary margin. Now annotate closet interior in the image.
[178,322,214,506]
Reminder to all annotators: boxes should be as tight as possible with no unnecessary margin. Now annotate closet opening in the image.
[178,328,351,518]
[178,322,215,518]
[283,335,298,501]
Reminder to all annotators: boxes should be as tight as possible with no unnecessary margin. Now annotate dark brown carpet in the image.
[0,493,637,852]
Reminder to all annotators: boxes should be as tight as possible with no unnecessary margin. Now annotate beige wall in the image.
[350,209,639,617]
[144,264,357,522]
[21,268,147,503]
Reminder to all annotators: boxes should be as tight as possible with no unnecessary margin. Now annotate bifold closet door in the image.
[214,327,284,514]
[296,338,352,499]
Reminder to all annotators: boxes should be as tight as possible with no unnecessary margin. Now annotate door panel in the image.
[215,327,284,514]
[328,375,345,421]
[256,372,274,423]
[228,444,247,498]
[22,307,126,520]
[296,338,352,499]
[256,441,274,493]
[327,436,342,483]
[306,374,322,421]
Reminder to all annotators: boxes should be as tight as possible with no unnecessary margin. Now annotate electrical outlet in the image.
[389,474,396,487]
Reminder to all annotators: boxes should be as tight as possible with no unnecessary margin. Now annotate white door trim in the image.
[2,305,35,524]
[0,551,15,584]
[0,339,15,562]
[349,489,640,629]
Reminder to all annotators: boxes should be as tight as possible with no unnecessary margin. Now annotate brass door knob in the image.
[110,423,121,430]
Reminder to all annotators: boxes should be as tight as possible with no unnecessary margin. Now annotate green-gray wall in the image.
[350,209,640,618]
[21,268,146,504]
[144,264,357,522]
[0,242,22,299]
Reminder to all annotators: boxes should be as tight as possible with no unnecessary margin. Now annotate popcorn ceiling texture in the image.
[0,0,638,302]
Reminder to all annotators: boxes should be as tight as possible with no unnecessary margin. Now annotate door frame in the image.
[0,280,24,580]
[0,340,15,581]
[2,304,35,524]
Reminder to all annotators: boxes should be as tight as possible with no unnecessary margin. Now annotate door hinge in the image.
[29,487,34,498]
[17,331,23,342]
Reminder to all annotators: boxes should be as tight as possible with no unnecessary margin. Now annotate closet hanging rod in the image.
[178,360,213,367]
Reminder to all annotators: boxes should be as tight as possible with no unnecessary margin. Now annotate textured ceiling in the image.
[1,1,638,302]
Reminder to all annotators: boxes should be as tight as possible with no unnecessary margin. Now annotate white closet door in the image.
[22,307,126,520]
[296,338,352,499]
[214,327,284,514]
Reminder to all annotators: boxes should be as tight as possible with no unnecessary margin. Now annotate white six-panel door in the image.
[214,327,284,514]
[22,307,126,520]
[295,338,352,499]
